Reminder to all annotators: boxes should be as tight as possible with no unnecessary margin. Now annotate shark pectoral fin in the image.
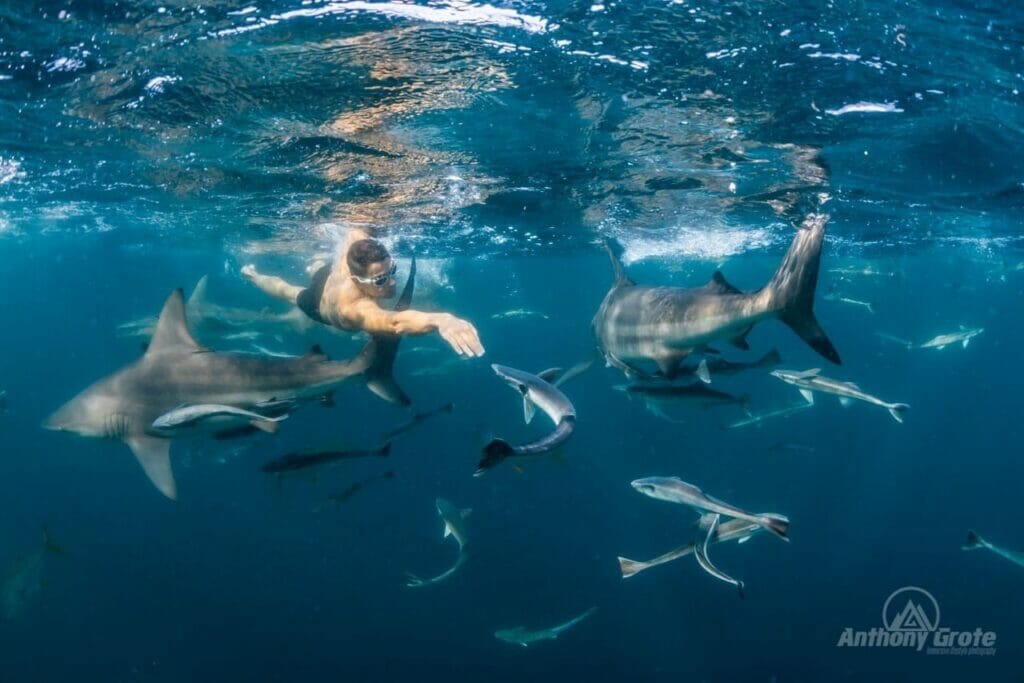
[737,536,751,544]
[838,396,853,408]
[126,436,176,500]
[443,521,453,538]
[250,419,280,434]
[697,359,711,384]
[523,397,537,424]
[962,339,970,349]
[799,389,815,405]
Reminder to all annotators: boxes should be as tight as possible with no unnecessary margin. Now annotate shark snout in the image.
[630,479,657,496]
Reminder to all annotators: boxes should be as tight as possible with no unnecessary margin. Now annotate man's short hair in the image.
[347,239,391,278]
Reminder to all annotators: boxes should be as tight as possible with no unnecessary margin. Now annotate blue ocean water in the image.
[1,0,1023,680]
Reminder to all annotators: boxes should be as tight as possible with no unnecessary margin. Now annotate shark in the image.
[963,530,1024,570]
[770,368,909,423]
[3,529,63,620]
[45,263,416,500]
[726,402,812,429]
[618,517,767,579]
[475,362,587,475]
[615,381,748,424]
[117,275,323,341]
[876,327,983,351]
[494,607,598,648]
[631,477,790,541]
[593,212,840,380]
[406,498,472,588]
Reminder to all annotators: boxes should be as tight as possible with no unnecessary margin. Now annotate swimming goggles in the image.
[353,262,397,288]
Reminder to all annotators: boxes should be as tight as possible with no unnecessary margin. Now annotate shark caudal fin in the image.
[763,214,841,365]
[963,530,986,551]
[363,256,417,406]
[887,403,910,424]
[475,439,514,476]
[759,513,790,542]
[618,556,648,579]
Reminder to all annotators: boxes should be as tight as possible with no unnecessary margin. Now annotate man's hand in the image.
[240,264,258,282]
[437,314,485,357]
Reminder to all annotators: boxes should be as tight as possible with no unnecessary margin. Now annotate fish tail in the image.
[764,213,841,365]
[887,403,910,423]
[760,513,790,542]
[618,556,648,579]
[475,439,514,476]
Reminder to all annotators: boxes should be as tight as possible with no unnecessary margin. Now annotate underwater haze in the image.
[1,0,1023,681]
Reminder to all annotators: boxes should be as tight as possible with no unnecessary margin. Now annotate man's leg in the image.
[241,264,303,304]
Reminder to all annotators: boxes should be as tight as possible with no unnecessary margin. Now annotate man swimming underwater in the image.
[242,228,485,357]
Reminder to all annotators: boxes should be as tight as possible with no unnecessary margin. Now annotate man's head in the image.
[347,239,396,297]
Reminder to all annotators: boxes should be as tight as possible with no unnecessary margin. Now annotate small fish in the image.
[771,368,909,423]
[823,293,875,314]
[262,442,391,474]
[825,101,903,116]
[490,309,550,321]
[151,404,288,437]
[963,530,1024,570]
[494,607,597,648]
[381,402,454,441]
[631,477,790,541]
[3,529,63,620]
[314,471,396,511]
[406,498,472,588]
[726,402,812,429]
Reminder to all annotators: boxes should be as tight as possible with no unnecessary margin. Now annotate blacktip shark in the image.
[619,516,767,579]
[593,212,840,380]
[475,362,589,475]
[406,498,471,588]
[494,607,598,648]
[823,292,875,314]
[726,401,812,429]
[963,530,1024,570]
[46,262,416,500]
[770,368,909,423]
[151,404,288,437]
[630,476,790,541]
[3,529,63,620]
[261,441,392,474]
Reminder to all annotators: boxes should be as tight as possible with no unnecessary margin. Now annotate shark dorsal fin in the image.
[187,275,209,307]
[146,289,203,356]
[536,367,562,383]
[602,238,634,287]
[704,271,743,295]
[798,368,822,378]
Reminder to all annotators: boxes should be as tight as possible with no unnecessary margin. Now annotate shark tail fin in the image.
[760,513,790,542]
[42,527,65,556]
[963,530,985,551]
[887,403,910,424]
[475,439,514,476]
[765,214,841,365]
[618,556,647,579]
[362,255,417,406]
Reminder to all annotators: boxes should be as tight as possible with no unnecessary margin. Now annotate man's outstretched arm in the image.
[241,264,304,304]
[347,299,485,357]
